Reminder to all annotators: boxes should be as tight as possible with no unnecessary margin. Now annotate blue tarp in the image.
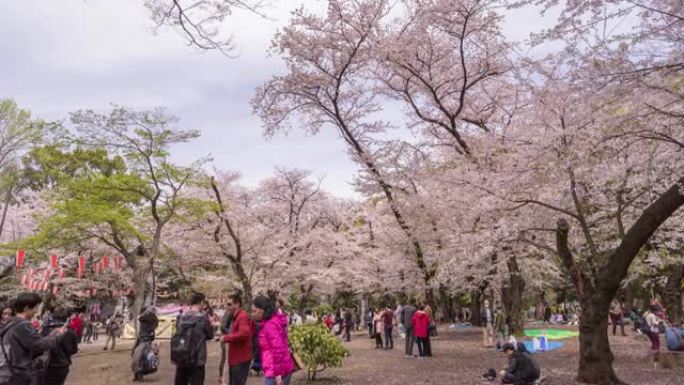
[523,340,564,353]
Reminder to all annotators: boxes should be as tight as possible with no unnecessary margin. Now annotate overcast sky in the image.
[0,0,547,198]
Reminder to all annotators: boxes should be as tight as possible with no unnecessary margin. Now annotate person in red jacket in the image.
[222,292,254,385]
[412,304,431,359]
[68,313,84,344]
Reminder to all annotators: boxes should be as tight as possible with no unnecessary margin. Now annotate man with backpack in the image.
[0,293,62,385]
[172,292,214,385]
[221,292,253,385]
[132,307,159,381]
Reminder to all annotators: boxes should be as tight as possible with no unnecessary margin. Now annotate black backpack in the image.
[170,317,204,367]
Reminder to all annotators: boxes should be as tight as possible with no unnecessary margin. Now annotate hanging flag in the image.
[114,256,122,270]
[20,273,27,287]
[41,281,49,292]
[102,255,109,269]
[16,250,26,271]
[78,256,86,278]
[42,269,50,281]
[50,255,59,269]
[27,267,34,279]
[94,261,101,275]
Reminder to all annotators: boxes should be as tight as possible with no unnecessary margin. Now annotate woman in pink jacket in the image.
[253,296,295,385]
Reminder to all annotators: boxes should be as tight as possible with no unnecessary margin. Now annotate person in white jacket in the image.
[643,305,662,351]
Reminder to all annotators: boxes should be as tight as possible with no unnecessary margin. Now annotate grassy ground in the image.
[66,325,683,385]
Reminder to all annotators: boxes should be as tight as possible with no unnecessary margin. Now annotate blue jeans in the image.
[264,373,292,385]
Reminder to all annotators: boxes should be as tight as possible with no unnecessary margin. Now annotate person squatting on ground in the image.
[172,292,215,385]
[0,293,62,385]
[221,292,254,385]
[252,295,295,385]
[400,301,416,357]
[499,343,540,385]
[132,307,159,381]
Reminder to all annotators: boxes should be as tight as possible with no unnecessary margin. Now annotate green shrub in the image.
[314,304,334,317]
[289,323,349,380]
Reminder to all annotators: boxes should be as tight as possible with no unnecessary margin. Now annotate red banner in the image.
[42,269,50,281]
[94,261,101,275]
[102,255,109,269]
[16,250,25,271]
[114,256,122,270]
[20,273,27,287]
[50,255,59,269]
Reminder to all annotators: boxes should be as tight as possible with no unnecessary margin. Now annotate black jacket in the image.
[505,351,540,384]
[0,317,58,383]
[47,329,78,369]
[138,312,159,341]
[176,311,214,366]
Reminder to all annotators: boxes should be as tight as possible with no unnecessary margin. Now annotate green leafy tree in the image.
[289,323,349,381]
[24,107,206,320]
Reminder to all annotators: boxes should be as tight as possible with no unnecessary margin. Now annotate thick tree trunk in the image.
[501,256,525,335]
[577,295,623,385]
[471,291,483,327]
[232,260,253,310]
[438,285,455,323]
[556,176,684,385]
[662,263,684,325]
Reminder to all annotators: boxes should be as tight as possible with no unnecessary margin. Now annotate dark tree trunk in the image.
[501,256,525,335]
[438,284,455,323]
[577,295,621,384]
[662,263,684,325]
[299,284,314,314]
[471,291,483,327]
[556,176,684,385]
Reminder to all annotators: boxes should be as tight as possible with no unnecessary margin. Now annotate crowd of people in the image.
[0,293,78,385]
[6,290,684,385]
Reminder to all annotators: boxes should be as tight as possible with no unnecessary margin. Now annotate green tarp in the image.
[524,329,579,340]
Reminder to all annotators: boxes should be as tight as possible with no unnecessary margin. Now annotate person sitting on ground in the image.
[499,343,541,385]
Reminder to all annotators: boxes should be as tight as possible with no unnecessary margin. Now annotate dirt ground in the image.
[66,326,683,385]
